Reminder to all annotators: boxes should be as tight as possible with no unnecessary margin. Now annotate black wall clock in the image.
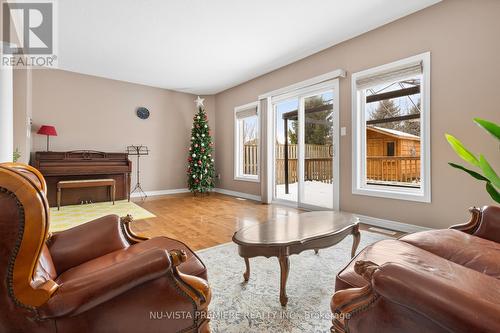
[136,107,150,120]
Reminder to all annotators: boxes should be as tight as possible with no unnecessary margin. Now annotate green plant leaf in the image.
[445,134,479,167]
[474,118,500,141]
[479,155,500,188]
[448,162,488,181]
[486,182,500,204]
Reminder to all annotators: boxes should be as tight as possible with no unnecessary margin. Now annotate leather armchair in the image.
[331,206,500,333]
[0,163,211,333]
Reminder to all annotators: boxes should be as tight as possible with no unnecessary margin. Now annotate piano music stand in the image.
[126,145,149,200]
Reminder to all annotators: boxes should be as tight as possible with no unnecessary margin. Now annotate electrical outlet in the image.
[341,127,347,136]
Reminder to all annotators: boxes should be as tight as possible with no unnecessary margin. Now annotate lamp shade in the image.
[37,125,57,136]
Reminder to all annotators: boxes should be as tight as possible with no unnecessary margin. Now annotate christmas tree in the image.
[187,96,215,193]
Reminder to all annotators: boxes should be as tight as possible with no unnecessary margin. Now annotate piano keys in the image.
[33,150,132,207]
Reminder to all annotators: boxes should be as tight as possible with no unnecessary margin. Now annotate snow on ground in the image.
[276,181,333,208]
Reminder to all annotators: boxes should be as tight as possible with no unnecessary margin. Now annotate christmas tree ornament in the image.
[195,96,205,108]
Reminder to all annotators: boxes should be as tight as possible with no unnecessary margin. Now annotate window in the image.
[234,101,259,181]
[352,52,431,202]
[386,142,395,157]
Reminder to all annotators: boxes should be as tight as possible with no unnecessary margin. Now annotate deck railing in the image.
[275,158,332,184]
[243,144,333,184]
[244,144,421,186]
[274,144,331,159]
[366,156,420,184]
[274,144,333,185]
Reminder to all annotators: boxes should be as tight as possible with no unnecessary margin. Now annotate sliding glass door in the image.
[272,82,339,210]
[301,91,334,208]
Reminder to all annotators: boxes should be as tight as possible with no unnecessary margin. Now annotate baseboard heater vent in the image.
[368,227,397,236]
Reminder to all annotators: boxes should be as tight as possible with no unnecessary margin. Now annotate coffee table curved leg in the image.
[278,255,290,306]
[351,224,361,258]
[243,258,250,282]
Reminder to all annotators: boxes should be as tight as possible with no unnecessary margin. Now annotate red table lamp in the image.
[37,125,58,151]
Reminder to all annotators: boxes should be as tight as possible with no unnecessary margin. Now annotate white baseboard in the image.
[130,188,190,198]
[354,213,431,234]
[129,187,262,202]
[213,188,262,202]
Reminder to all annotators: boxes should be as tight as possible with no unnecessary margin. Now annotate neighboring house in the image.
[366,126,421,185]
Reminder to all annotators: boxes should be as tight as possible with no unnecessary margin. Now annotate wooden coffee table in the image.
[232,211,360,306]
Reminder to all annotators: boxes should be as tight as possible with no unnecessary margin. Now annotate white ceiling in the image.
[57,0,440,95]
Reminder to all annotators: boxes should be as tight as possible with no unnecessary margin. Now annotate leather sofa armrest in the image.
[48,214,130,274]
[451,206,500,243]
[344,261,500,333]
[38,248,172,318]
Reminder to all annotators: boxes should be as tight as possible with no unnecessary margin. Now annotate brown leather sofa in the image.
[0,163,211,333]
[331,206,500,333]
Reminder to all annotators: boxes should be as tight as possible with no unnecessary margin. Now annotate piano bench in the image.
[57,179,116,210]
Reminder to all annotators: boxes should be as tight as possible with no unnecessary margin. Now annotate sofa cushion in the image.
[400,229,500,279]
[335,239,482,291]
[56,236,207,285]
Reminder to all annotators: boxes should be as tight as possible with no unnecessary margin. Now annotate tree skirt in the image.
[197,231,388,333]
[49,200,155,232]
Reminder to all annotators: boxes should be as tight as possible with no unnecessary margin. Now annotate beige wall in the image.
[29,69,215,192]
[214,0,500,229]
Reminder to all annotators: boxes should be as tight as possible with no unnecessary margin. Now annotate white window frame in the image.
[234,101,260,182]
[351,52,431,203]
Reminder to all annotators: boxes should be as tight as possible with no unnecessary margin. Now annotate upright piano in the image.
[33,150,132,207]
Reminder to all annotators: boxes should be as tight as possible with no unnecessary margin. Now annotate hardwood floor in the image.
[132,192,401,251]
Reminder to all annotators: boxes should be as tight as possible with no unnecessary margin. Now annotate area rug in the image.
[197,231,388,333]
[49,200,155,232]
